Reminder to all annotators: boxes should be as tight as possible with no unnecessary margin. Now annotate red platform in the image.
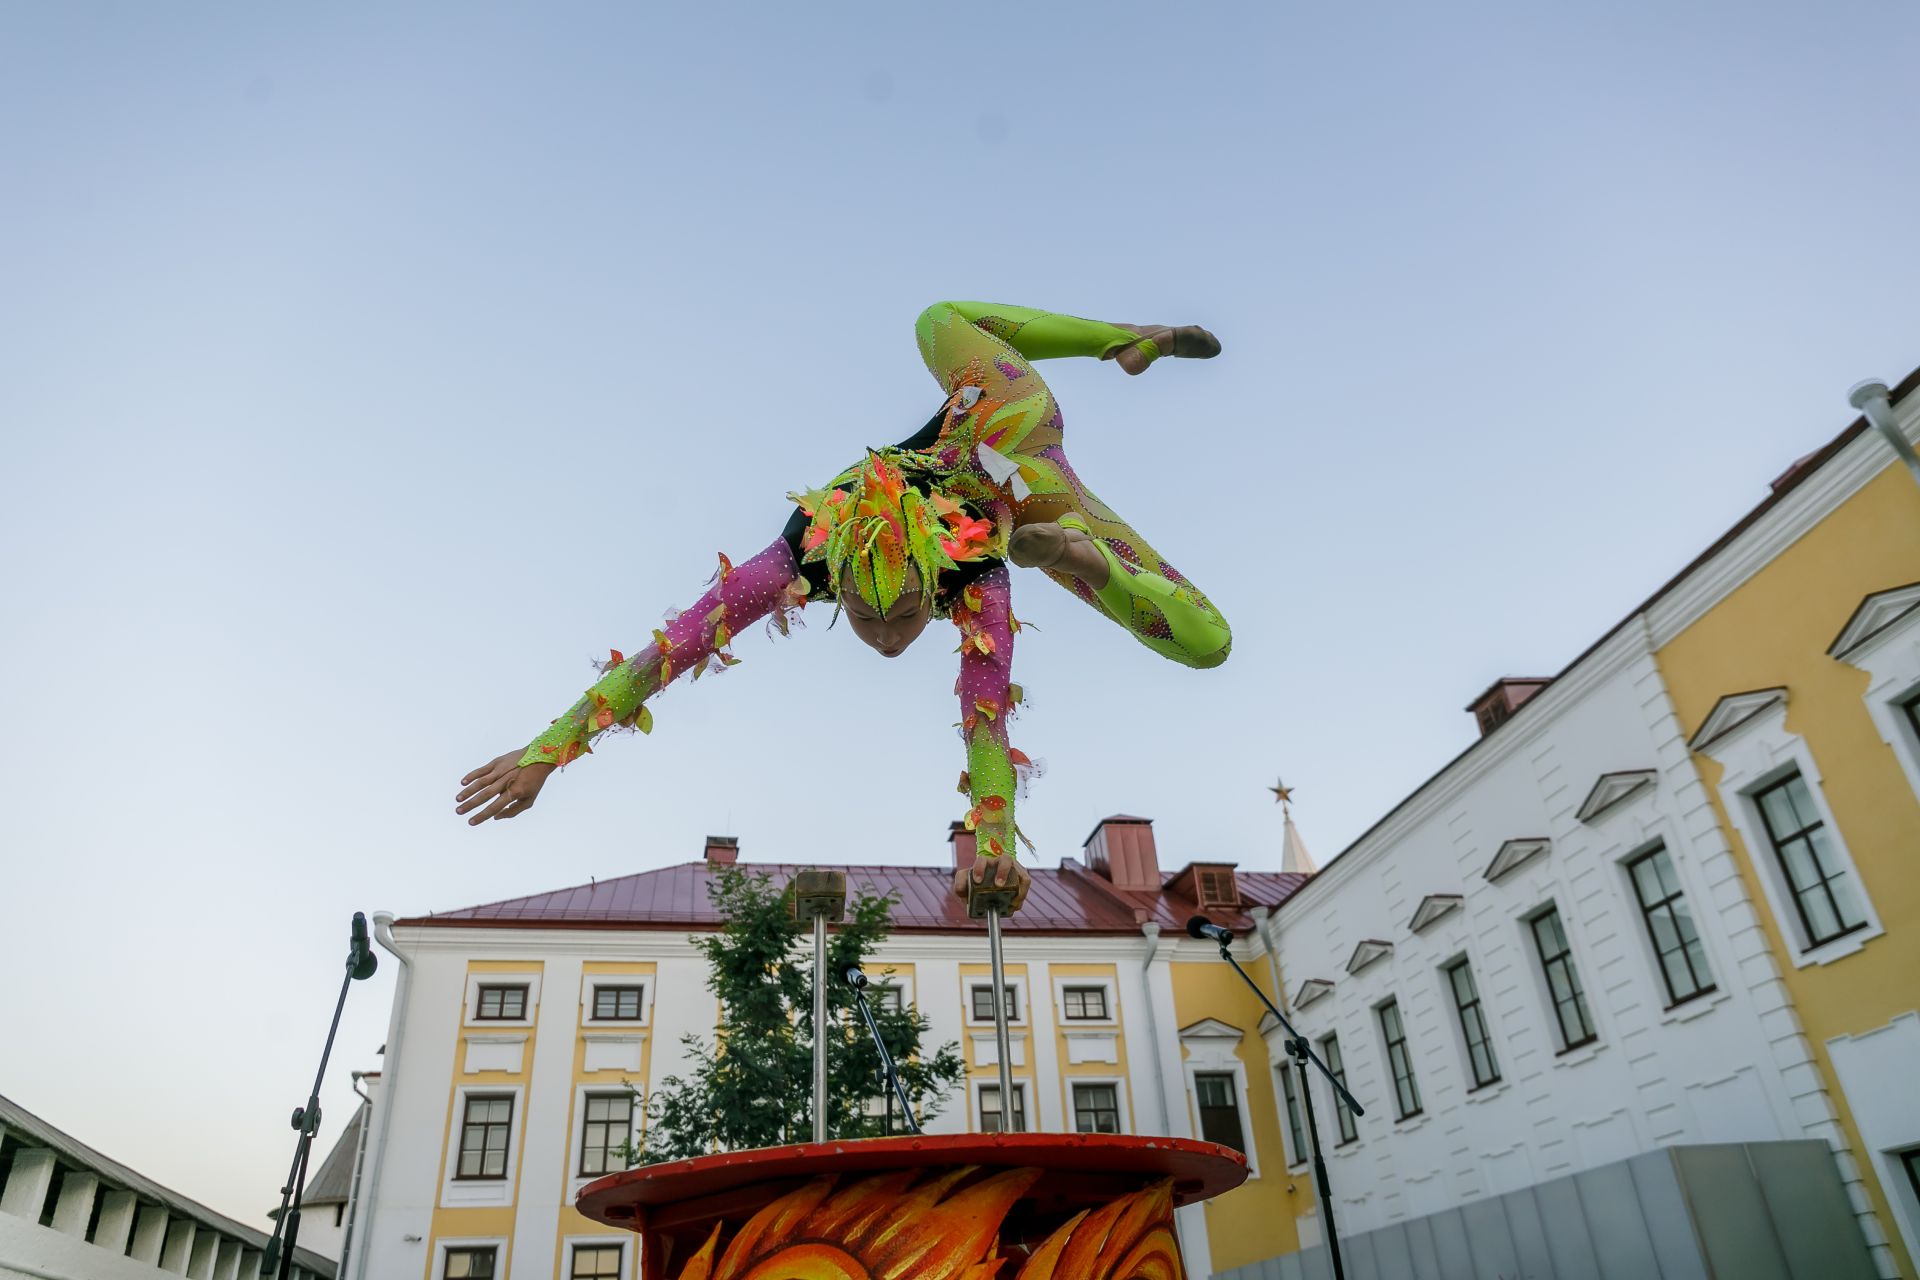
[578,1133,1248,1280]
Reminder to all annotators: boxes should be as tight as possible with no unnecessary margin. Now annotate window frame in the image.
[1276,1062,1308,1167]
[1443,958,1501,1090]
[1319,1034,1358,1146]
[1527,905,1598,1053]
[1192,1070,1247,1152]
[441,1085,526,1208]
[463,971,540,1029]
[1061,986,1110,1021]
[578,1091,636,1178]
[1752,772,1870,950]
[474,984,529,1022]
[967,980,1023,1025]
[1623,842,1718,1008]
[976,1081,1028,1133]
[568,1239,626,1280]
[589,985,646,1023]
[1070,1080,1124,1134]
[437,1243,503,1280]
[1376,999,1422,1121]
[454,1093,516,1181]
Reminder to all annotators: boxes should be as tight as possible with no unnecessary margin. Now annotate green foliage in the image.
[628,865,965,1162]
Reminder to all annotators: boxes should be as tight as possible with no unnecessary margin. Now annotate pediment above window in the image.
[1575,770,1658,823]
[1346,939,1392,975]
[1293,978,1334,1009]
[1178,1017,1244,1043]
[1687,689,1788,754]
[1485,838,1550,882]
[1828,581,1920,662]
[1409,894,1464,933]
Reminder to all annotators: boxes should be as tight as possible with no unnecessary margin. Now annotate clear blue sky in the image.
[3,1,1916,1230]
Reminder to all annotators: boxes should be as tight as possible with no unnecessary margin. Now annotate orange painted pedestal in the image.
[577,1134,1247,1280]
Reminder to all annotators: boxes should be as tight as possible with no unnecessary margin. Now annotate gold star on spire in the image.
[1269,778,1294,807]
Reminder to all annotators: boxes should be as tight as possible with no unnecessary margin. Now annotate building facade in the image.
[0,1092,335,1280]
[1247,372,1918,1279]
[349,823,1317,1280]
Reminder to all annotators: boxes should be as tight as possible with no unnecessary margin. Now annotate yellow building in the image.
[1654,372,1920,1278]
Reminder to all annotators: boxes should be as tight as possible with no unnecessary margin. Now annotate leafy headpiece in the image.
[790,451,996,615]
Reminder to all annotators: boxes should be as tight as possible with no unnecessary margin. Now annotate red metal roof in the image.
[394,858,1310,937]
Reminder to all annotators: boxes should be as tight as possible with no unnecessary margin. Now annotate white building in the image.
[0,1092,334,1280]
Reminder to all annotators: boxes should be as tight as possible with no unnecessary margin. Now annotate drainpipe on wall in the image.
[1848,379,1920,489]
[335,1073,373,1279]
[350,912,413,1280]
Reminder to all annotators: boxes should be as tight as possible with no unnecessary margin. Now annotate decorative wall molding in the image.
[1293,979,1334,1010]
[1408,894,1464,933]
[1575,770,1658,823]
[1688,688,1789,753]
[1828,582,1920,660]
[1346,940,1393,975]
[1484,838,1551,883]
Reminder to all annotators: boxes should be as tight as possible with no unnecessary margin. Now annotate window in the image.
[873,985,903,1013]
[1904,689,1920,747]
[1754,773,1869,948]
[1377,1000,1421,1120]
[1277,1064,1307,1164]
[1529,907,1596,1051]
[1625,844,1716,1006]
[1063,987,1109,1020]
[456,1096,514,1179]
[1072,1083,1121,1133]
[571,1243,623,1279]
[971,984,1018,1022]
[1445,960,1500,1089]
[579,1093,633,1176]
[979,1084,1026,1133]
[445,1246,497,1279]
[1193,1072,1245,1152]
[591,986,643,1021]
[475,985,527,1021]
[1321,1035,1357,1145]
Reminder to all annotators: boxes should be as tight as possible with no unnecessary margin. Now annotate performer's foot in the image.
[1008,520,1111,588]
[1108,323,1222,375]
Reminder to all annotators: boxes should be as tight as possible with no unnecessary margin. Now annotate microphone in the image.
[841,965,869,990]
[348,913,378,981]
[1187,915,1234,945]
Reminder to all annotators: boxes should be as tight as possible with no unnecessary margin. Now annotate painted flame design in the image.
[669,1170,1182,1280]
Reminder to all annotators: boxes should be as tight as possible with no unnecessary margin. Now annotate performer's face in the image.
[838,566,933,658]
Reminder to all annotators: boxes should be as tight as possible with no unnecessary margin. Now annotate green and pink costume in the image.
[521,302,1232,858]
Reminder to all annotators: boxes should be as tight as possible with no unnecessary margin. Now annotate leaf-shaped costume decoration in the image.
[791,450,998,617]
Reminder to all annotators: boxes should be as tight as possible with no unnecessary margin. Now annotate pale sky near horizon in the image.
[3,0,1917,1234]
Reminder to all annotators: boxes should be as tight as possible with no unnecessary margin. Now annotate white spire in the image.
[1280,808,1318,875]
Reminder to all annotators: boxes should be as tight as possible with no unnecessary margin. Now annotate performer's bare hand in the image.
[457,752,556,825]
[953,854,1031,912]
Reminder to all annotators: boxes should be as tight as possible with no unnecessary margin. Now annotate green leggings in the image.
[914,301,1232,669]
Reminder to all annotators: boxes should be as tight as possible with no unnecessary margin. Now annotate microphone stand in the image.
[1196,921,1361,1280]
[265,913,379,1280]
[842,970,922,1135]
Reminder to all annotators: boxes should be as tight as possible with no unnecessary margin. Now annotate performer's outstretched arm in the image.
[457,537,807,823]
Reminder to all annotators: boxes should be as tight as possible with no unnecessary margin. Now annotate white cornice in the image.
[1648,412,1920,648]
[386,924,1228,964]
[1688,688,1790,752]
[1828,583,1920,662]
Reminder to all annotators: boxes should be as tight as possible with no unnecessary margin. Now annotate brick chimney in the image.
[1084,815,1160,891]
[1465,678,1551,738]
[703,835,739,865]
[948,820,978,871]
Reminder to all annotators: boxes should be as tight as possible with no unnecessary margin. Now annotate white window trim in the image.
[965,975,1029,1028]
[972,1079,1030,1132]
[1613,830,1724,1014]
[560,1232,634,1280]
[1371,997,1425,1124]
[1180,1026,1262,1178]
[1052,976,1119,1027]
[1696,703,1885,965]
[580,975,651,1028]
[1065,1076,1132,1135]
[465,972,541,1029]
[432,1236,509,1280]
[441,1084,526,1208]
[566,1083,645,1201]
[1834,602,1920,805]
[1519,901,1605,1056]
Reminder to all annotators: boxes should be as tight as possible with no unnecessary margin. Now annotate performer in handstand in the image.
[456,302,1229,904]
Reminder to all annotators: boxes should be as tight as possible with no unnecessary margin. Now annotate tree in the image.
[631,864,966,1162]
